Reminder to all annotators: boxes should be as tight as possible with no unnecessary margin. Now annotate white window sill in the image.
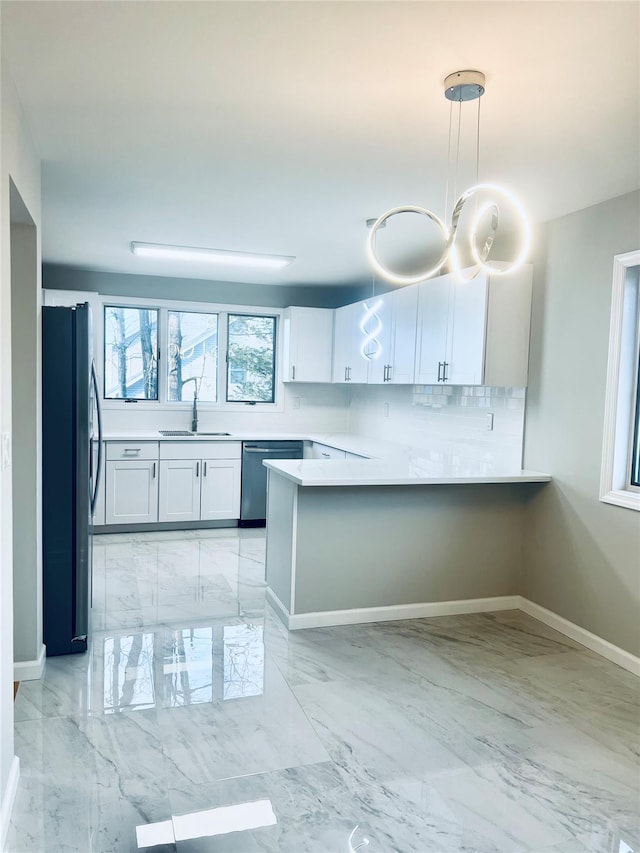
[600,488,640,512]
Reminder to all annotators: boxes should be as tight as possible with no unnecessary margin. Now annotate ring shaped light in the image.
[461,183,531,276]
[449,199,500,283]
[367,206,450,287]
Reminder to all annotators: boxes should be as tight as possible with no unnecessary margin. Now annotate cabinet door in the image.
[346,301,370,383]
[365,295,393,384]
[388,286,418,384]
[332,305,351,383]
[200,459,241,520]
[311,443,346,460]
[447,274,488,385]
[284,307,334,382]
[415,275,450,384]
[105,460,159,524]
[158,459,200,522]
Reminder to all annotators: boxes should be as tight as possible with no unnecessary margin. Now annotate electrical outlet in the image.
[292,396,301,410]
[486,413,494,431]
[383,402,390,418]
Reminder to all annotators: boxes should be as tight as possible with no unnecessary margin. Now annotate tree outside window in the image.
[167,311,218,402]
[226,314,276,403]
[104,306,158,399]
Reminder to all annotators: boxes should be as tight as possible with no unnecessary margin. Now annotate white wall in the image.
[0,59,42,839]
[523,191,640,657]
[348,383,526,472]
[101,382,351,436]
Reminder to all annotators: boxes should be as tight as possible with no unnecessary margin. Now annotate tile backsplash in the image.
[348,384,526,470]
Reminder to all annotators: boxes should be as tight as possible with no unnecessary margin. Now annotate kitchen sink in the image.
[158,430,232,437]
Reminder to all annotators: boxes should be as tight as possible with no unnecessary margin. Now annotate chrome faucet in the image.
[191,390,198,433]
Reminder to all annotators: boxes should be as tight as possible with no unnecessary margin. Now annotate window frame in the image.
[225,312,277,404]
[96,294,284,413]
[103,303,160,402]
[600,249,640,511]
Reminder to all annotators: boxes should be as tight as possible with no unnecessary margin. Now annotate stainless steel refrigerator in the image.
[42,303,102,656]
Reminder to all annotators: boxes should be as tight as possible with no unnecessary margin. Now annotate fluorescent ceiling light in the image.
[131,242,294,269]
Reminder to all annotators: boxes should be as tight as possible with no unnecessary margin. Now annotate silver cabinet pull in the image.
[443,361,449,382]
[124,447,141,454]
[292,365,296,380]
[437,362,443,382]
[152,462,156,478]
[204,461,207,476]
[321,452,330,457]
[344,366,348,382]
[196,461,200,477]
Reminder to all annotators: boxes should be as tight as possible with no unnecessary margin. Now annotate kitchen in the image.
[1,2,639,851]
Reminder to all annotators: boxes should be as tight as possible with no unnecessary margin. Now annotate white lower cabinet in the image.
[158,459,201,522]
[105,459,159,524]
[158,442,241,522]
[200,459,241,520]
[309,442,347,460]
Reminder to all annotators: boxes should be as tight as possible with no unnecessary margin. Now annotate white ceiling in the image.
[2,1,639,287]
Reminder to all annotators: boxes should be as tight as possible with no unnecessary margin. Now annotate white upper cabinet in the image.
[377,286,419,384]
[282,307,334,382]
[415,265,533,387]
[332,301,370,383]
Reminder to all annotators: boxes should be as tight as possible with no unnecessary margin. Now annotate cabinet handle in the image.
[347,366,351,381]
[123,447,141,454]
[204,461,207,476]
[321,452,330,457]
[437,362,443,382]
[196,461,200,477]
[152,462,156,478]
[292,365,296,380]
[443,361,449,382]
[344,366,348,382]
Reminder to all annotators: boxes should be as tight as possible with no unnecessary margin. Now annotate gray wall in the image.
[43,264,365,309]
[10,210,40,665]
[295,483,531,613]
[523,190,640,656]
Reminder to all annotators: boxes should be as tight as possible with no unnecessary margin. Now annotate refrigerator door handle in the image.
[90,360,103,514]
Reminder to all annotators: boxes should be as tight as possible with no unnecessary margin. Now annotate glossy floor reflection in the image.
[8,529,640,852]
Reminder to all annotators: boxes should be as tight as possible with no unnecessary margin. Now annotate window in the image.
[102,303,279,408]
[226,314,276,403]
[167,311,218,402]
[600,251,640,511]
[104,306,158,399]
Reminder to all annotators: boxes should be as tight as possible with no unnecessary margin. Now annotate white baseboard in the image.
[286,595,521,630]
[265,587,291,629]
[0,755,20,852]
[265,588,640,678]
[519,597,640,677]
[13,643,45,682]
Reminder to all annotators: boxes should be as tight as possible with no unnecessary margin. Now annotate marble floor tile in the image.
[10,529,640,853]
[157,659,330,786]
[6,790,177,853]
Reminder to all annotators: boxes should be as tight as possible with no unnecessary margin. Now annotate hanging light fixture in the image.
[367,70,531,285]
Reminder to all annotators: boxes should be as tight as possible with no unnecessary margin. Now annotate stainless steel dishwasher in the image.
[240,441,304,526]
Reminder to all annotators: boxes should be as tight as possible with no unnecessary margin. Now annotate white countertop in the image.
[263,457,551,487]
[101,431,551,486]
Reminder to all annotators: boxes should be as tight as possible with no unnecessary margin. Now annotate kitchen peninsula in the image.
[264,451,550,630]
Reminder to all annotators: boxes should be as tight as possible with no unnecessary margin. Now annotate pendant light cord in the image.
[476,90,481,184]
[444,99,453,223]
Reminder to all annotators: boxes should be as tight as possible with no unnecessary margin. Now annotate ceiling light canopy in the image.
[131,242,295,270]
[367,70,530,285]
